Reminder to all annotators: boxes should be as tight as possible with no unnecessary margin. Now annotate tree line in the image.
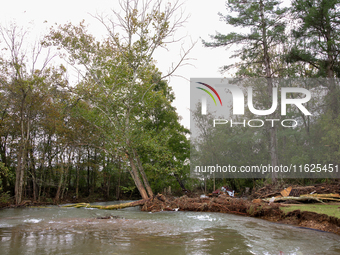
[0,0,192,205]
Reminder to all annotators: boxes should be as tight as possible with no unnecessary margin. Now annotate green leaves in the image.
[43,1,191,197]
[290,0,340,78]
[204,0,288,76]
[0,162,13,192]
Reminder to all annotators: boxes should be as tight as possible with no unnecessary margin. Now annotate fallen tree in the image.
[62,199,147,210]
[262,193,340,203]
[263,196,325,203]
[62,193,277,217]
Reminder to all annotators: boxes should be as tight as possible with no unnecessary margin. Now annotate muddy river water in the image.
[0,201,340,254]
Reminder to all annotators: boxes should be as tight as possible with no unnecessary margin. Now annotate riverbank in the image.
[140,193,340,235]
[59,192,340,235]
[272,205,340,234]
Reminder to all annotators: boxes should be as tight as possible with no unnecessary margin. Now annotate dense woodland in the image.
[1,0,340,205]
[0,0,192,205]
[193,0,340,185]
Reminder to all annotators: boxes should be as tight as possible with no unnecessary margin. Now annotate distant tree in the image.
[287,0,340,119]
[288,0,340,79]
[203,0,288,181]
[0,24,68,204]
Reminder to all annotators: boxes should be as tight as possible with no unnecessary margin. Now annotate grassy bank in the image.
[281,203,340,218]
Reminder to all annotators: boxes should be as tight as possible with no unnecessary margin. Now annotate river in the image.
[0,201,340,254]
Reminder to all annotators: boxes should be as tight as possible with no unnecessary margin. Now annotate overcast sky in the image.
[0,0,236,129]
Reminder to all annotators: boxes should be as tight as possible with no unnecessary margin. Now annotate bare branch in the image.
[161,39,197,79]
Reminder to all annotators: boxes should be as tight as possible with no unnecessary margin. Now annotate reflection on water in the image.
[0,201,340,255]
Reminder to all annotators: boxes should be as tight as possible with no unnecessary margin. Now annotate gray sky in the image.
[0,0,235,129]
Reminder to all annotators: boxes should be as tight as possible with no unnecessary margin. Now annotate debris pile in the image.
[263,193,340,203]
[211,186,235,197]
[139,193,281,218]
[258,185,340,204]
[141,194,178,212]
[252,182,340,200]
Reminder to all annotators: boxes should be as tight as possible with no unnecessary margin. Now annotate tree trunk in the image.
[116,157,121,200]
[38,163,43,202]
[55,166,63,203]
[29,145,37,202]
[260,0,278,182]
[76,149,81,199]
[134,150,153,197]
[55,151,65,203]
[87,148,90,196]
[0,143,8,190]
[106,173,110,199]
[15,111,28,205]
[174,173,187,191]
[15,148,25,204]
[76,165,79,199]
[325,30,338,119]
[127,154,149,200]
[32,169,37,202]
[92,149,97,196]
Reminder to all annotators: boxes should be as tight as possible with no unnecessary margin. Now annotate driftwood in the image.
[300,193,340,199]
[62,194,171,211]
[263,196,325,203]
[263,193,340,203]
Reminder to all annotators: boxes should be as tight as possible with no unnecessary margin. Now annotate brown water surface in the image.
[0,201,340,254]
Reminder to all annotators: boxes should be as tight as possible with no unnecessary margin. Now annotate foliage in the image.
[43,0,190,199]
[0,162,13,192]
[203,0,288,76]
[196,0,340,188]
[288,0,340,78]
[0,191,11,204]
